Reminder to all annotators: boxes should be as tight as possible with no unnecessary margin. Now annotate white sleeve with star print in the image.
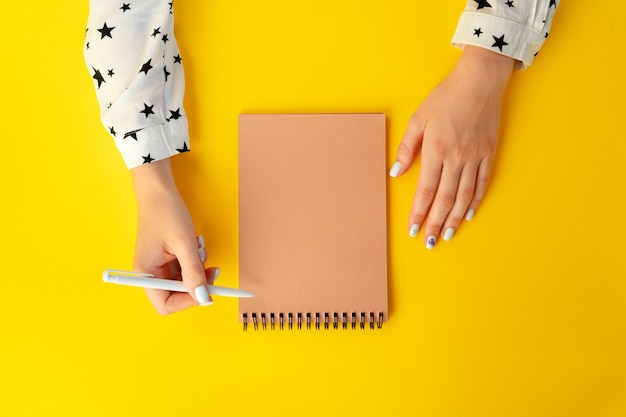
[84,0,190,169]
[452,0,559,69]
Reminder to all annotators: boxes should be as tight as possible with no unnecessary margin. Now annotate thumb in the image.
[175,238,212,306]
[390,114,425,178]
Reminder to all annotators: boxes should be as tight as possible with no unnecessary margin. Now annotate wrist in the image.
[130,159,180,206]
[456,45,515,94]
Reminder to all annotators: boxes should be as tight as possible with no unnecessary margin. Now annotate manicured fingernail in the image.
[443,228,455,241]
[198,235,206,262]
[389,161,402,177]
[466,209,475,221]
[426,235,436,250]
[409,224,419,237]
[213,268,221,282]
[194,285,211,306]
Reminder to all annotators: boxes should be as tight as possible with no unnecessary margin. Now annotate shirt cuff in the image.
[452,11,548,69]
[115,117,190,170]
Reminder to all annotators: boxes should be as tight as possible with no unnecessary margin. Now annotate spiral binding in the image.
[242,312,384,331]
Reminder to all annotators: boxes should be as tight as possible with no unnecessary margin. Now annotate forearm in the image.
[84,0,190,169]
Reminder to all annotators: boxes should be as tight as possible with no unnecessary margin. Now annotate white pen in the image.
[103,269,254,298]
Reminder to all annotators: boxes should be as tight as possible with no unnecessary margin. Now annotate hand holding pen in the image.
[133,232,221,315]
[105,225,253,310]
[104,269,254,298]
[129,159,222,315]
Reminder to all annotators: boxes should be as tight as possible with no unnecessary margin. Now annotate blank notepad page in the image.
[238,114,388,330]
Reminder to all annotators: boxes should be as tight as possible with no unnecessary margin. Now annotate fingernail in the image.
[389,161,402,177]
[443,228,455,241]
[194,285,212,306]
[466,209,475,221]
[198,235,206,262]
[409,224,419,237]
[426,235,436,250]
[213,267,221,282]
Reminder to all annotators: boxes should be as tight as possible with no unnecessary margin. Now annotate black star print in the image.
[505,0,514,7]
[124,129,140,140]
[92,67,105,89]
[108,68,115,77]
[109,126,117,137]
[173,54,182,64]
[120,3,131,12]
[491,34,508,52]
[151,27,161,37]
[176,142,189,153]
[140,103,155,118]
[86,42,90,50]
[473,27,483,37]
[97,22,115,39]
[142,154,155,164]
[164,66,171,82]
[474,0,492,9]
[139,59,153,75]
[549,0,556,7]
[162,34,169,44]
[169,108,181,120]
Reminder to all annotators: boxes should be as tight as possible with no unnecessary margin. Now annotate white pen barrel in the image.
[209,285,254,298]
[111,275,187,292]
[104,270,254,297]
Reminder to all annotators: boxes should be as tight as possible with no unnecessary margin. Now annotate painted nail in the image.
[198,235,206,262]
[409,224,419,237]
[466,209,475,221]
[443,228,455,241]
[213,267,221,282]
[194,285,212,306]
[389,161,402,177]
[426,235,436,250]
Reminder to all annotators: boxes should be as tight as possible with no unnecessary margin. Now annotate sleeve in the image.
[83,0,190,169]
[451,0,560,69]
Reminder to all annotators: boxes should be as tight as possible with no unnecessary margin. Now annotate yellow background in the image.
[1,1,625,416]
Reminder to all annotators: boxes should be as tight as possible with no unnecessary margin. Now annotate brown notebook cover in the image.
[238,114,388,330]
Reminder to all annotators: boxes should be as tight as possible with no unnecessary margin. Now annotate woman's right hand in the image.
[130,158,217,315]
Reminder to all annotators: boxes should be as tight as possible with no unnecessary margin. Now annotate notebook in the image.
[238,114,388,331]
